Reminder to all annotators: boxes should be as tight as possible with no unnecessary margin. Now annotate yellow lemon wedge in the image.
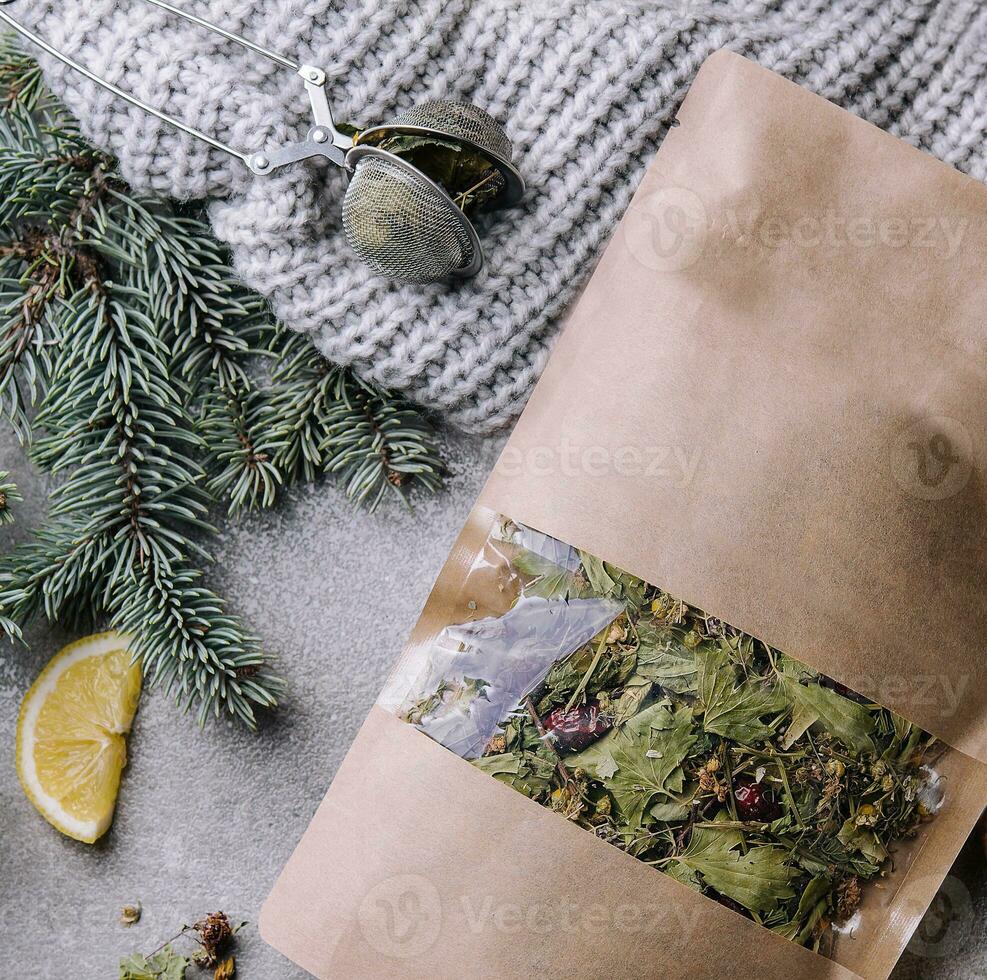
[16,632,141,843]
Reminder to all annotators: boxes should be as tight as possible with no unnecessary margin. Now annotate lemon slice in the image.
[16,632,141,843]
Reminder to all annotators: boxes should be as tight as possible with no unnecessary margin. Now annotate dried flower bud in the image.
[214,957,236,980]
[836,877,863,920]
[119,902,142,926]
[550,783,584,820]
[854,804,879,827]
[486,734,507,754]
[192,912,235,967]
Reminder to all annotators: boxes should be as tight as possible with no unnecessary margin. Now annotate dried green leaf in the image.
[119,946,188,980]
[611,677,653,726]
[780,700,819,750]
[603,706,698,827]
[512,548,581,599]
[649,801,691,822]
[578,551,616,596]
[697,644,786,743]
[472,752,521,777]
[664,859,702,891]
[781,678,876,753]
[773,874,832,941]
[669,818,796,913]
[636,633,698,693]
[837,816,888,864]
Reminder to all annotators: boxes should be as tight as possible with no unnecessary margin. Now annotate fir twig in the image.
[0,40,448,724]
[0,45,281,721]
[0,469,19,526]
[322,368,446,509]
[267,328,446,510]
[0,36,47,114]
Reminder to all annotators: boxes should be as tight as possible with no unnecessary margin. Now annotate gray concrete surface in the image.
[0,423,984,979]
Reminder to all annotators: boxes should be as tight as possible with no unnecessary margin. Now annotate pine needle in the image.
[0,40,447,723]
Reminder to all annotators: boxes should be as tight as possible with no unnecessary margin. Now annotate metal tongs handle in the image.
[0,0,353,175]
[144,0,299,71]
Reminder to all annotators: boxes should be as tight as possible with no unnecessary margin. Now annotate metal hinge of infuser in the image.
[247,65,354,175]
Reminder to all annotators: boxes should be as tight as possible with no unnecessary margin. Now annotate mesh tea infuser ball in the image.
[0,0,525,284]
[345,101,523,283]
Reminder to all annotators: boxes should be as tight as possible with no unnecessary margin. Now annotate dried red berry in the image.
[733,775,782,822]
[543,701,611,753]
[708,890,749,917]
[822,677,870,704]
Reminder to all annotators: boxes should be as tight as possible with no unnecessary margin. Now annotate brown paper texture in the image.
[481,50,987,763]
[261,706,860,980]
[262,51,987,979]
[261,515,987,979]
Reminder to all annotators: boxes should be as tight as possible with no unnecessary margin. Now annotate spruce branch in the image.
[0,468,19,526]
[199,387,282,512]
[265,330,341,485]
[0,35,47,114]
[321,369,446,509]
[267,329,446,508]
[0,513,110,640]
[0,232,58,442]
[0,41,448,725]
[110,563,282,728]
[0,52,284,725]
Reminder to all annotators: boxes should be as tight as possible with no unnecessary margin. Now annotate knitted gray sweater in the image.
[18,0,987,431]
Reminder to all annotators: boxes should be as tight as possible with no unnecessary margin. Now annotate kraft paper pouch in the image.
[261,50,987,980]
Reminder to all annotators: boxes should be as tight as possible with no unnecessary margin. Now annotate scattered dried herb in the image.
[189,912,240,968]
[344,122,505,217]
[213,957,236,980]
[375,132,504,215]
[119,913,246,980]
[403,519,941,954]
[120,902,143,927]
[119,947,188,980]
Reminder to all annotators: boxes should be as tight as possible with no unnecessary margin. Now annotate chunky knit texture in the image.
[17,0,987,431]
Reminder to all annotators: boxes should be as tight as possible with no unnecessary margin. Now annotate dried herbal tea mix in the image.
[398,519,943,955]
[338,122,506,215]
[119,911,245,980]
[368,132,505,214]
